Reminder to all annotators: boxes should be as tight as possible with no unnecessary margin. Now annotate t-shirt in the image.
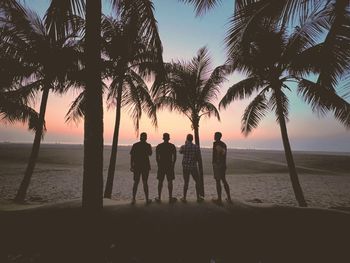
[130,141,152,170]
[212,141,227,167]
[156,142,176,169]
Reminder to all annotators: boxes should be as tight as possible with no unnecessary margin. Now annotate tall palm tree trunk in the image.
[104,84,123,198]
[275,92,307,207]
[193,119,205,197]
[82,0,103,210]
[14,87,50,203]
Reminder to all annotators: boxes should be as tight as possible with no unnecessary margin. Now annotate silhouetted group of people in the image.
[130,132,231,205]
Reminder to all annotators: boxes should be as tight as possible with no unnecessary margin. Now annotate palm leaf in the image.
[298,79,350,128]
[65,90,86,124]
[178,0,222,16]
[219,76,263,109]
[241,91,269,136]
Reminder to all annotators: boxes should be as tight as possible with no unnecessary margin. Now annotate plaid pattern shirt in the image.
[179,141,200,169]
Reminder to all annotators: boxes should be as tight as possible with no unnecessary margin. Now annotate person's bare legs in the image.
[215,179,222,202]
[142,178,150,203]
[132,175,140,204]
[182,170,190,202]
[222,177,231,201]
[168,180,173,200]
[141,170,151,203]
[157,178,164,201]
[192,168,203,201]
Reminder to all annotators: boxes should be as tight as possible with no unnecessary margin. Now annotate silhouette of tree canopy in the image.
[0,2,82,202]
[219,23,350,206]
[182,0,350,93]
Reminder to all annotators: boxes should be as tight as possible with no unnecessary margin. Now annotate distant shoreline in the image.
[1,141,349,156]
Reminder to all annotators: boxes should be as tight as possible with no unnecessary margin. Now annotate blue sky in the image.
[0,0,349,152]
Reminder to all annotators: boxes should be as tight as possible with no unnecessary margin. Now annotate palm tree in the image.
[102,15,162,198]
[65,16,161,199]
[44,0,163,209]
[155,47,227,196]
[219,23,350,207]
[182,0,350,93]
[0,3,81,202]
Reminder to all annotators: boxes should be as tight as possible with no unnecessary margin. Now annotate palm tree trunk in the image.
[104,84,123,198]
[14,87,50,203]
[82,0,103,210]
[193,119,205,197]
[275,92,307,207]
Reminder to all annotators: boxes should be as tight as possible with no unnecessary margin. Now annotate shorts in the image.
[157,167,175,181]
[133,169,149,181]
[213,164,226,180]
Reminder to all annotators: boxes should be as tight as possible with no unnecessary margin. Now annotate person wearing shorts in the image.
[155,133,177,203]
[179,134,203,202]
[130,132,152,204]
[212,132,231,204]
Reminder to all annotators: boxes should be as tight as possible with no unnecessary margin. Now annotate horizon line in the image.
[1,141,350,155]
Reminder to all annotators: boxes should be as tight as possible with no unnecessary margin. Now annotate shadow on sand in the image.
[0,199,349,263]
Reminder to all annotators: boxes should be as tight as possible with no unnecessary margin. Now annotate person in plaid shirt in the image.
[179,134,204,202]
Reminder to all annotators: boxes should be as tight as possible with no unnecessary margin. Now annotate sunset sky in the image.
[0,0,349,152]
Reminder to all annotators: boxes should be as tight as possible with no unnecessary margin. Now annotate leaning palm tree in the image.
[219,23,350,207]
[45,0,163,209]
[1,3,81,202]
[102,15,162,198]
[155,47,227,196]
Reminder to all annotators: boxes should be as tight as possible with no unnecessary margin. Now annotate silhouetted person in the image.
[212,132,231,204]
[130,132,152,204]
[179,134,204,202]
[155,133,177,203]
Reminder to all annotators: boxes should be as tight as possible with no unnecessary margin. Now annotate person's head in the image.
[214,132,222,141]
[163,133,170,142]
[140,132,147,142]
[186,134,193,142]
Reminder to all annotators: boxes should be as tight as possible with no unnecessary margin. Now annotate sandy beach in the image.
[1,143,349,208]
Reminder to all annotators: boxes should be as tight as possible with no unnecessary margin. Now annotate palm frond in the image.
[45,0,85,40]
[219,76,264,109]
[65,90,86,124]
[269,88,290,123]
[122,70,157,132]
[241,91,269,136]
[200,64,228,102]
[0,92,40,131]
[316,0,350,91]
[298,79,350,128]
[178,0,222,16]
[288,43,323,76]
[199,101,220,121]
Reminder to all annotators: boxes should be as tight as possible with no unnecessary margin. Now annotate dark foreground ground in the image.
[0,199,349,263]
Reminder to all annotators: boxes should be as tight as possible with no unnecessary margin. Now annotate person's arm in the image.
[156,146,160,164]
[224,143,227,167]
[172,145,177,166]
[130,146,135,171]
[179,145,184,154]
[212,142,215,165]
[148,144,152,156]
